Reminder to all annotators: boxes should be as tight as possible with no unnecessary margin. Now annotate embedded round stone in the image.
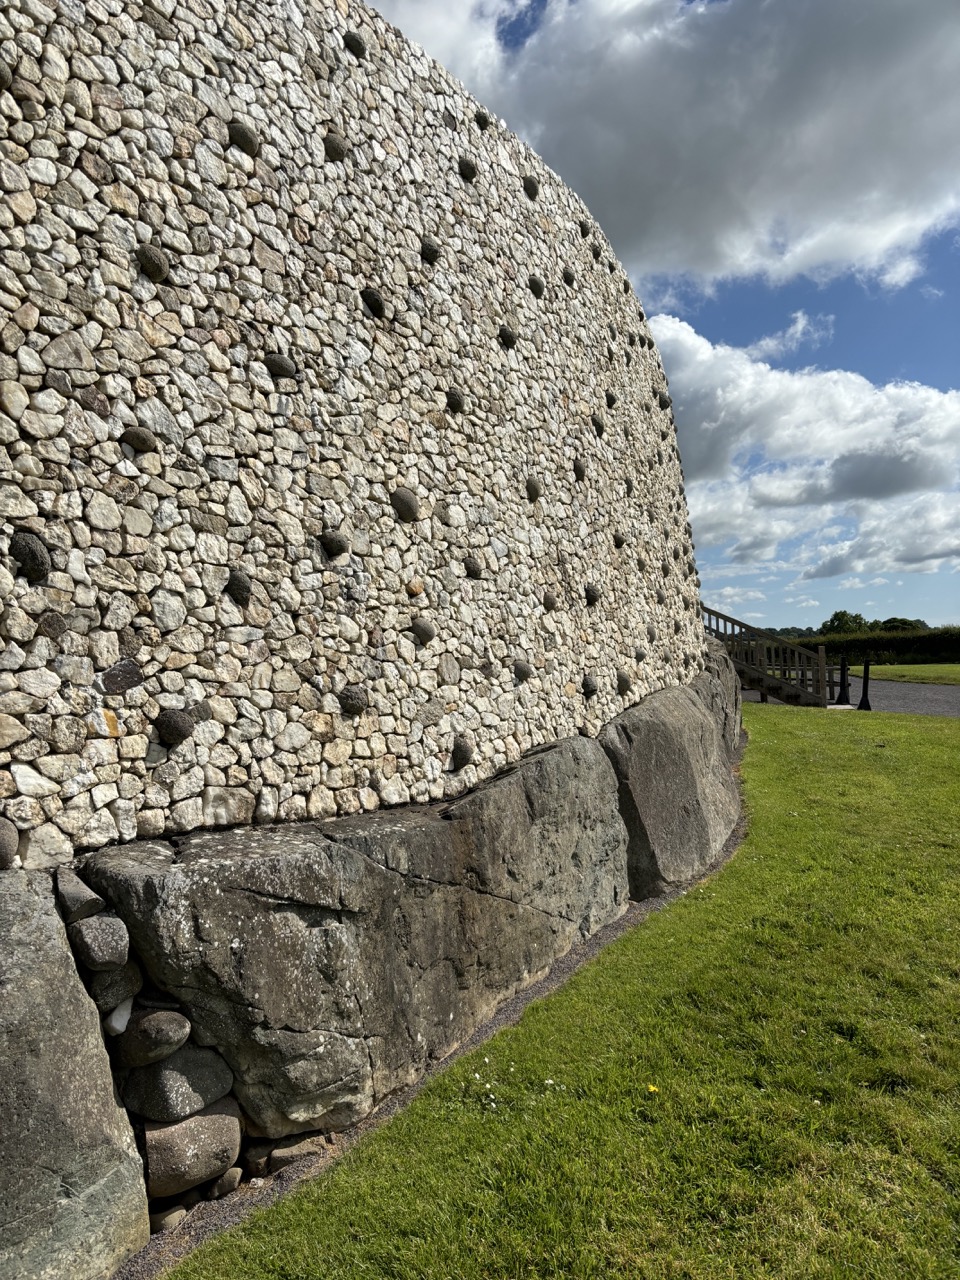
[9,531,50,582]
[658,390,673,410]
[445,387,465,414]
[120,424,158,453]
[360,287,385,319]
[0,62,12,94]
[474,108,491,130]
[338,684,369,717]
[591,414,604,437]
[573,459,586,482]
[155,709,194,747]
[613,532,626,549]
[617,671,633,696]
[625,477,634,496]
[35,610,66,641]
[101,659,145,695]
[579,218,590,238]
[451,733,474,770]
[0,817,19,870]
[390,487,420,523]
[410,618,436,646]
[123,1044,234,1123]
[320,530,350,558]
[263,352,297,379]
[647,623,657,642]
[582,674,598,699]
[499,324,518,350]
[562,267,575,286]
[343,30,367,57]
[528,275,545,298]
[135,244,170,283]
[542,591,558,612]
[227,119,260,157]
[225,567,252,607]
[458,156,477,182]
[634,647,646,662]
[420,236,441,264]
[606,390,617,408]
[584,583,601,607]
[323,131,350,162]
[522,174,539,200]
[591,243,602,261]
[514,661,535,683]
[525,476,542,502]
[88,960,143,1013]
[117,1010,191,1069]
[463,556,483,580]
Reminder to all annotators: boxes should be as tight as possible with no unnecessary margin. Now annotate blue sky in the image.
[371,0,960,629]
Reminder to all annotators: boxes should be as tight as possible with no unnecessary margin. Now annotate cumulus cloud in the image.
[650,315,960,576]
[372,0,960,289]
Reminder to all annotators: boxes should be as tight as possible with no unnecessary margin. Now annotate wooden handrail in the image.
[702,604,838,708]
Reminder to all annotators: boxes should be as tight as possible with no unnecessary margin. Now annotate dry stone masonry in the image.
[0,0,739,1275]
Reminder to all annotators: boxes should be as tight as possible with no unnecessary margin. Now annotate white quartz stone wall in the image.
[0,0,705,866]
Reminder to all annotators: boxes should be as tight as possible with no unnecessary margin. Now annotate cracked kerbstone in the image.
[155,709,195,747]
[390,487,419,522]
[135,244,170,283]
[9,531,50,582]
[228,120,260,157]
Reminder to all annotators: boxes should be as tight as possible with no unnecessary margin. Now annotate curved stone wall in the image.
[0,0,702,866]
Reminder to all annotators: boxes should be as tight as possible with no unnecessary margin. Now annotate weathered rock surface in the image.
[598,670,740,897]
[116,1010,192,1068]
[143,1097,242,1199]
[0,871,149,1279]
[83,734,627,1137]
[123,1044,234,1122]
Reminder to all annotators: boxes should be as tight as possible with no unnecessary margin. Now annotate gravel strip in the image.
[744,679,960,717]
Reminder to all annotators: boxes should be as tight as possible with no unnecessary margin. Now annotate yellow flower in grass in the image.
[647,1083,659,1094]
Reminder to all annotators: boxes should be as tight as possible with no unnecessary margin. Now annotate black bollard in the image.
[857,658,871,711]
[836,653,850,705]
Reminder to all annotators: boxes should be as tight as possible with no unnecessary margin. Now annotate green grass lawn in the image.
[171,705,960,1280]
[850,664,960,685]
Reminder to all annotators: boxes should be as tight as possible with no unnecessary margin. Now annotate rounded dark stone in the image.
[360,287,385,319]
[390,486,420,523]
[420,236,441,264]
[463,556,483,580]
[658,390,673,410]
[451,733,474,770]
[498,324,518,350]
[338,684,369,717]
[605,390,617,409]
[526,476,542,502]
[625,477,634,496]
[9,531,50,583]
[445,387,465,414]
[573,459,586,482]
[263,352,297,379]
[613,532,626,549]
[0,817,19,870]
[77,385,111,417]
[225,567,252,607]
[88,960,143,1014]
[674,619,683,634]
[120,425,158,453]
[528,275,545,298]
[647,622,658,644]
[513,661,535,683]
[625,280,632,294]
[474,108,491,130]
[101,659,145,695]
[591,243,602,262]
[37,610,66,639]
[323,131,350,162]
[582,674,598,699]
[227,119,260,157]
[135,244,169,283]
[123,1044,234,1123]
[458,155,477,182]
[0,62,12,94]
[562,267,575,286]
[343,30,367,57]
[522,174,539,200]
[155,709,194,747]
[579,218,590,238]
[410,617,436,646]
[634,647,646,663]
[591,414,604,437]
[320,529,350,558]
[543,591,558,612]
[616,671,633,697]
[117,1010,191,1069]
[585,583,601,607]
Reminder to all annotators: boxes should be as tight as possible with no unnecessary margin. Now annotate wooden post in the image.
[817,646,827,707]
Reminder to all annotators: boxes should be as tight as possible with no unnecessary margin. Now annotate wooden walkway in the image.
[703,606,839,708]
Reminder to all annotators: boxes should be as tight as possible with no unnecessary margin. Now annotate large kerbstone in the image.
[83,735,627,1137]
[0,871,149,1280]
[598,672,740,897]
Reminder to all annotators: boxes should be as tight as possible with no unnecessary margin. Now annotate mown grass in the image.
[171,706,960,1280]
[850,663,960,686]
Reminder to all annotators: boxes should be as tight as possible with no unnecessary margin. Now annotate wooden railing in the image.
[702,606,839,707]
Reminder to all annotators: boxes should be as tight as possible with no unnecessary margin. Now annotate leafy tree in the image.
[880,617,929,632]
[820,610,868,635]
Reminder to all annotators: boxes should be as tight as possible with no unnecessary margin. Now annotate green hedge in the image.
[804,626,960,665]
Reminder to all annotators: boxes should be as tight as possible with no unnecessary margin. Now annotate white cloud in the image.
[372,0,960,289]
[744,311,834,362]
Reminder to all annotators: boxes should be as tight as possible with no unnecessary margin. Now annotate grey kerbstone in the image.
[0,872,148,1278]
[68,914,129,971]
[116,1010,192,1068]
[55,866,105,924]
[123,1043,234,1122]
[144,1097,242,1198]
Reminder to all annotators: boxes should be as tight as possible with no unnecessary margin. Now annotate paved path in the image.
[745,678,960,718]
